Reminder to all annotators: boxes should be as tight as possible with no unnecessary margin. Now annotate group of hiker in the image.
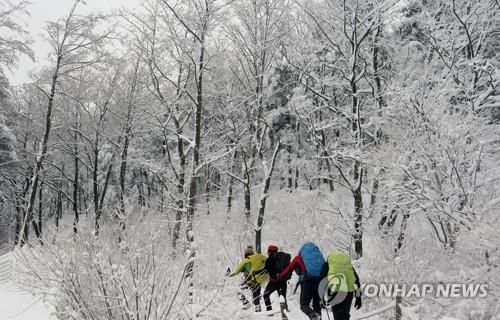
[227,242,362,320]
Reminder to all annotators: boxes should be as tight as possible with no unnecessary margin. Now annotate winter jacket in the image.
[279,254,307,280]
[230,255,270,284]
[265,251,291,282]
[229,258,252,278]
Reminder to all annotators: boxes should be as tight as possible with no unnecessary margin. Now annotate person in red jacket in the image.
[279,251,323,320]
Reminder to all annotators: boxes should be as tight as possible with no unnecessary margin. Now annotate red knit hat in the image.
[267,245,279,253]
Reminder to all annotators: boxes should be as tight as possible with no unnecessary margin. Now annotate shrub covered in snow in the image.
[14,218,192,320]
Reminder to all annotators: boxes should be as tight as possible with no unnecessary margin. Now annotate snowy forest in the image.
[0,0,499,319]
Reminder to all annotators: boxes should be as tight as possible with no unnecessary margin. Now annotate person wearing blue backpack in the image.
[279,242,325,320]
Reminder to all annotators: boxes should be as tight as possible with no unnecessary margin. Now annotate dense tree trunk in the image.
[20,53,62,244]
[93,138,101,234]
[56,183,62,231]
[369,169,382,217]
[205,166,211,215]
[353,165,363,258]
[184,7,209,303]
[287,146,293,191]
[395,212,410,255]
[255,142,281,253]
[94,153,114,235]
[118,134,130,233]
[118,64,137,235]
[244,182,251,221]
[37,181,43,235]
[351,39,364,258]
[72,128,79,235]
[226,150,238,214]
[171,124,187,248]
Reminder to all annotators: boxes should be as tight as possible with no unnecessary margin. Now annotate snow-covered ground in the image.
[2,190,498,319]
[231,292,396,320]
[0,252,54,320]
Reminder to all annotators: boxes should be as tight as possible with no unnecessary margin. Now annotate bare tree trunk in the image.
[255,142,281,253]
[295,164,299,189]
[171,127,187,249]
[184,10,208,304]
[372,25,386,116]
[369,25,386,216]
[136,169,145,207]
[395,212,409,255]
[14,199,23,245]
[244,182,251,221]
[241,153,252,222]
[369,169,383,217]
[351,52,364,258]
[20,53,62,244]
[72,128,79,235]
[37,181,43,235]
[353,166,363,258]
[226,150,238,214]
[94,152,115,235]
[118,133,130,234]
[118,61,137,236]
[56,183,62,231]
[287,146,293,191]
[214,170,221,201]
[205,166,211,215]
[324,158,335,192]
[93,138,101,234]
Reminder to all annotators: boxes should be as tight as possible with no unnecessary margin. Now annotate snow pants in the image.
[263,280,287,311]
[240,281,261,312]
[300,279,322,317]
[330,292,354,320]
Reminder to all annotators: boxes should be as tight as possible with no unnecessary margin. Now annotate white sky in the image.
[9,0,141,85]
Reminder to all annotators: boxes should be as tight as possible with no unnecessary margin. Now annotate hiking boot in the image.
[309,312,321,320]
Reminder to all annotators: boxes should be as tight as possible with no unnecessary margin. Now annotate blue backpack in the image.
[299,242,325,278]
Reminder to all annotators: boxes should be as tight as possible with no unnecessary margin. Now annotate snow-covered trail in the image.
[0,252,54,320]
[246,293,396,320]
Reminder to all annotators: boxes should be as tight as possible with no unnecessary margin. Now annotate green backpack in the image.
[248,254,270,284]
[327,252,356,292]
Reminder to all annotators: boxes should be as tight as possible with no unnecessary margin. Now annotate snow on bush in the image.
[14,218,192,320]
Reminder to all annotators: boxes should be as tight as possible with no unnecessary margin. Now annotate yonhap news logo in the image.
[318,274,489,305]
[361,283,489,298]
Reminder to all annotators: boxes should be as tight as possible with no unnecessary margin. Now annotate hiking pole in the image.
[323,299,331,320]
[293,281,300,294]
[325,306,332,320]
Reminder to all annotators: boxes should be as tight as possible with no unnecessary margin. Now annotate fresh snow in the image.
[0,253,54,320]
[242,292,396,320]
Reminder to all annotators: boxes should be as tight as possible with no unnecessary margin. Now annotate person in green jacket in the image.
[228,245,269,312]
[320,251,362,320]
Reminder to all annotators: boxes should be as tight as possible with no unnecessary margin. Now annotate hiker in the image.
[320,251,362,320]
[263,244,291,311]
[228,245,269,312]
[279,242,325,320]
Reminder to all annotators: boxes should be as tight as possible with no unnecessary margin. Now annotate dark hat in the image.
[244,246,254,258]
[267,244,279,253]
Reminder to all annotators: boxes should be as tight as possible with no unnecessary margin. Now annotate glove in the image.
[320,298,328,309]
[354,296,362,310]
